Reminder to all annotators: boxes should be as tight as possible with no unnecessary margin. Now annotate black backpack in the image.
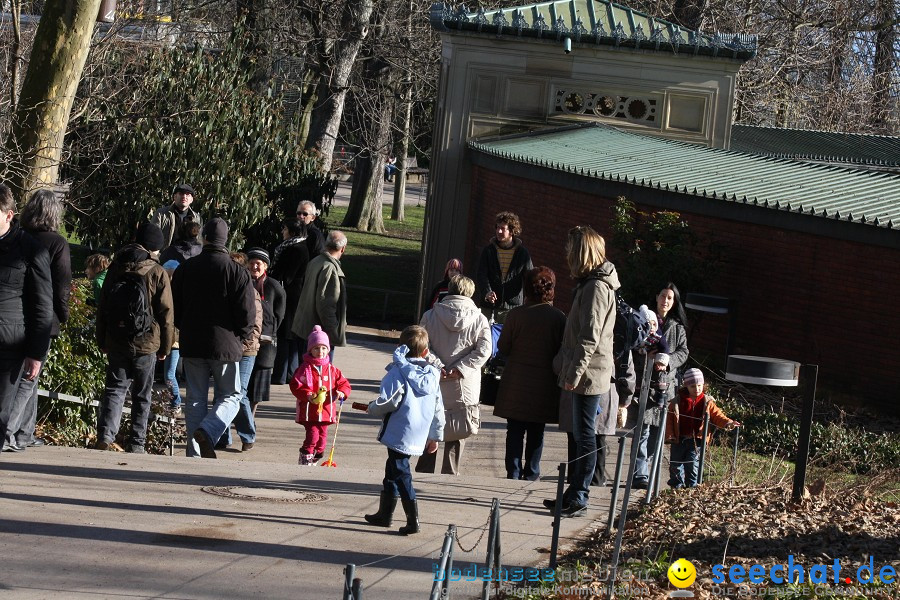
[613,291,651,362]
[105,271,153,339]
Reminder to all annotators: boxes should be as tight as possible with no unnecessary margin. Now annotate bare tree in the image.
[4,0,103,200]
[304,0,374,171]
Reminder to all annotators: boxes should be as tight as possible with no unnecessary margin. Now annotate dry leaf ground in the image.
[501,472,900,600]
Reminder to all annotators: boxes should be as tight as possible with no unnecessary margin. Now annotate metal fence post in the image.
[646,406,670,504]
[350,577,363,600]
[481,498,500,600]
[606,435,627,533]
[429,525,455,600]
[549,462,567,570]
[697,411,710,485]
[792,364,817,502]
[607,358,653,599]
[343,564,356,600]
[730,425,741,486]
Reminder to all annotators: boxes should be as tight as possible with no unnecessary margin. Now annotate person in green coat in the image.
[85,253,110,306]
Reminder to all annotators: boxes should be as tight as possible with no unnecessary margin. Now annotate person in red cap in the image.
[290,325,351,465]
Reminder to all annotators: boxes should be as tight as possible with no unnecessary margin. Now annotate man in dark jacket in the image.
[475,211,533,323]
[0,183,53,452]
[95,223,174,453]
[172,218,256,458]
[295,200,326,258]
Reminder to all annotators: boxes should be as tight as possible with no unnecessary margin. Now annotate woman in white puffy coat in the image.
[416,275,492,475]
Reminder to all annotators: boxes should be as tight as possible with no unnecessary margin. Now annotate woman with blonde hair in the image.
[546,226,619,517]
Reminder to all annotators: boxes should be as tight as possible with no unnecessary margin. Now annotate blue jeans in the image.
[564,391,603,507]
[669,437,702,488]
[0,357,26,447]
[183,358,241,458]
[634,423,661,484]
[165,348,181,407]
[383,448,415,500]
[505,419,545,481]
[219,355,256,446]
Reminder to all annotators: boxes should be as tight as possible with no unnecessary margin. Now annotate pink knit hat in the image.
[683,368,704,387]
[307,325,330,352]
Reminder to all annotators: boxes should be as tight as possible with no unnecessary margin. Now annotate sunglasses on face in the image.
[297,211,310,217]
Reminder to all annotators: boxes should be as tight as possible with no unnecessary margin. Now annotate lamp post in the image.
[724,355,815,502]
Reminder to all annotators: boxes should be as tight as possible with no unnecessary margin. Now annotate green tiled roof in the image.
[468,124,900,230]
[430,0,757,60]
[731,125,900,169]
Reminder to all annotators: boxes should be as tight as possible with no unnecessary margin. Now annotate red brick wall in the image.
[466,165,896,412]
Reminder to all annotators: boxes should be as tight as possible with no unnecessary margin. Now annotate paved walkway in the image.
[0,333,636,599]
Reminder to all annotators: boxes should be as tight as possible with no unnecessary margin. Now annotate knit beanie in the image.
[307,325,330,352]
[683,368,704,387]
[639,304,657,327]
[654,353,670,368]
[246,247,270,265]
[136,222,165,252]
[202,217,228,247]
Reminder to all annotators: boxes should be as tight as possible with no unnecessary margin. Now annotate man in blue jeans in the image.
[172,218,256,458]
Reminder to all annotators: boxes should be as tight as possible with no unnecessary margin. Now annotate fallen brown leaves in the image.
[548,471,900,600]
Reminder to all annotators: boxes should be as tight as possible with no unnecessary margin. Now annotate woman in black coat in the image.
[5,190,71,450]
[269,219,309,385]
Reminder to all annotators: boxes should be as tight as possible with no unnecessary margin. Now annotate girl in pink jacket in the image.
[290,326,351,465]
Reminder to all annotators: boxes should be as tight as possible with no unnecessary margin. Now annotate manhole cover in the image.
[202,486,330,503]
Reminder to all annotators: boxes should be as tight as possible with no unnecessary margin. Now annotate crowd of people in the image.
[0,186,739,533]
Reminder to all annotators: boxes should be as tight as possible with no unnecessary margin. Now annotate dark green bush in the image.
[716,393,900,475]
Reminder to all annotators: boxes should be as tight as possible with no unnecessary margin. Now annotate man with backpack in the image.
[95,223,174,453]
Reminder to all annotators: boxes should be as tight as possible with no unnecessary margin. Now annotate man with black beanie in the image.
[172,217,256,458]
[95,222,174,453]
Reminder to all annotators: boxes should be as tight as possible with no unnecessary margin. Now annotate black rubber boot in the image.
[364,492,397,527]
[399,498,419,535]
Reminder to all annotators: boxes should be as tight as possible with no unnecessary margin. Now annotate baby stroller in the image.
[479,321,504,406]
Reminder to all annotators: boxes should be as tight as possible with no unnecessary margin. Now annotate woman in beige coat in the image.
[547,226,619,518]
[417,275,492,474]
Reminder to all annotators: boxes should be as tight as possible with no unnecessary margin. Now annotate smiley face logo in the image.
[667,558,697,588]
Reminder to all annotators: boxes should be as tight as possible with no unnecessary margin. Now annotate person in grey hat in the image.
[95,222,174,453]
[151,183,201,248]
[171,217,256,458]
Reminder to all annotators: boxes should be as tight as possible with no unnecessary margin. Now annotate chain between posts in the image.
[453,512,491,553]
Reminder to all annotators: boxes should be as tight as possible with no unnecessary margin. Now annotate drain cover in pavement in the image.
[202,486,329,503]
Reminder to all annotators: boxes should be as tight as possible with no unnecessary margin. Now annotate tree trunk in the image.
[238,0,274,94]
[8,0,22,111]
[6,0,102,202]
[391,86,412,222]
[342,151,385,233]
[871,0,897,131]
[304,0,373,172]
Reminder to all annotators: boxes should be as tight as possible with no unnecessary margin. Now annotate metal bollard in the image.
[606,435,627,533]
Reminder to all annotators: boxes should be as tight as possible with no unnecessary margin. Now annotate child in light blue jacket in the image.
[359,325,444,535]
